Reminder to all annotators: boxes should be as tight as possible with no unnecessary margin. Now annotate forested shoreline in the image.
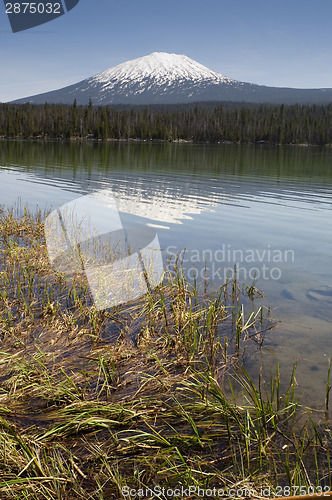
[1,100,332,145]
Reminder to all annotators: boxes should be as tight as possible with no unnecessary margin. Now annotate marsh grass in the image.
[0,205,331,499]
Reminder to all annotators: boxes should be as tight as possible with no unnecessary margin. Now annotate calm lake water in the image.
[0,140,331,407]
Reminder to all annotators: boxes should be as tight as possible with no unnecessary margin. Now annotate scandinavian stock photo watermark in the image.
[122,485,257,498]
[121,484,331,498]
[44,190,295,312]
[3,0,80,33]
[44,189,164,310]
[165,244,295,283]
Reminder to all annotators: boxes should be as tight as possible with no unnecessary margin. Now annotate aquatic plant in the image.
[0,205,330,499]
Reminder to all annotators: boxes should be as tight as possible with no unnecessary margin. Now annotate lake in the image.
[0,140,331,408]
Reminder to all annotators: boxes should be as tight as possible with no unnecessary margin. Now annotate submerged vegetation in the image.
[0,205,331,499]
[2,101,332,145]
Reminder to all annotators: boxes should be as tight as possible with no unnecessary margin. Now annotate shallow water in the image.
[0,140,331,407]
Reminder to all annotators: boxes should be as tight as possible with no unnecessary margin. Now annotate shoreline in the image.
[0,135,330,147]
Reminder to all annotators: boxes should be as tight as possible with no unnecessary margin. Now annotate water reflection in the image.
[0,140,332,406]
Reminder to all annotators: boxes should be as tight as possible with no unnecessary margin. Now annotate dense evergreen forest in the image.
[1,100,332,145]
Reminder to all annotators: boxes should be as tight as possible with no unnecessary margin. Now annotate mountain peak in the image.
[11,52,332,106]
[91,52,233,86]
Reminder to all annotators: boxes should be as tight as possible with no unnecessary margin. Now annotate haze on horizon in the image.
[0,0,331,102]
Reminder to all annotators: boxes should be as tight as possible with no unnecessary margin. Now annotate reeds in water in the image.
[0,204,331,499]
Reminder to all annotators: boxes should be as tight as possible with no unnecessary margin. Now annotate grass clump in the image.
[0,205,331,499]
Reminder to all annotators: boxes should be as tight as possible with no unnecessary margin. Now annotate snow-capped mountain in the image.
[94,52,234,86]
[12,52,332,105]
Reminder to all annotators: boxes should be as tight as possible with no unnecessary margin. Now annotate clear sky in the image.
[1,0,332,102]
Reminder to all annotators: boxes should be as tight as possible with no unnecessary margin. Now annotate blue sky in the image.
[1,0,332,102]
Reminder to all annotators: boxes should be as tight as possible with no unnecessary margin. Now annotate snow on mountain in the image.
[11,52,332,106]
[92,52,233,86]
[72,52,239,104]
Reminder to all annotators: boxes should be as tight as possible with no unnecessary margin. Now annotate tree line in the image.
[1,100,332,145]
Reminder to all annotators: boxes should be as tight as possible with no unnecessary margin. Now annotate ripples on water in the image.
[0,141,332,406]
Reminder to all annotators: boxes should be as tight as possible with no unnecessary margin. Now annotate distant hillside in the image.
[11,52,332,106]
